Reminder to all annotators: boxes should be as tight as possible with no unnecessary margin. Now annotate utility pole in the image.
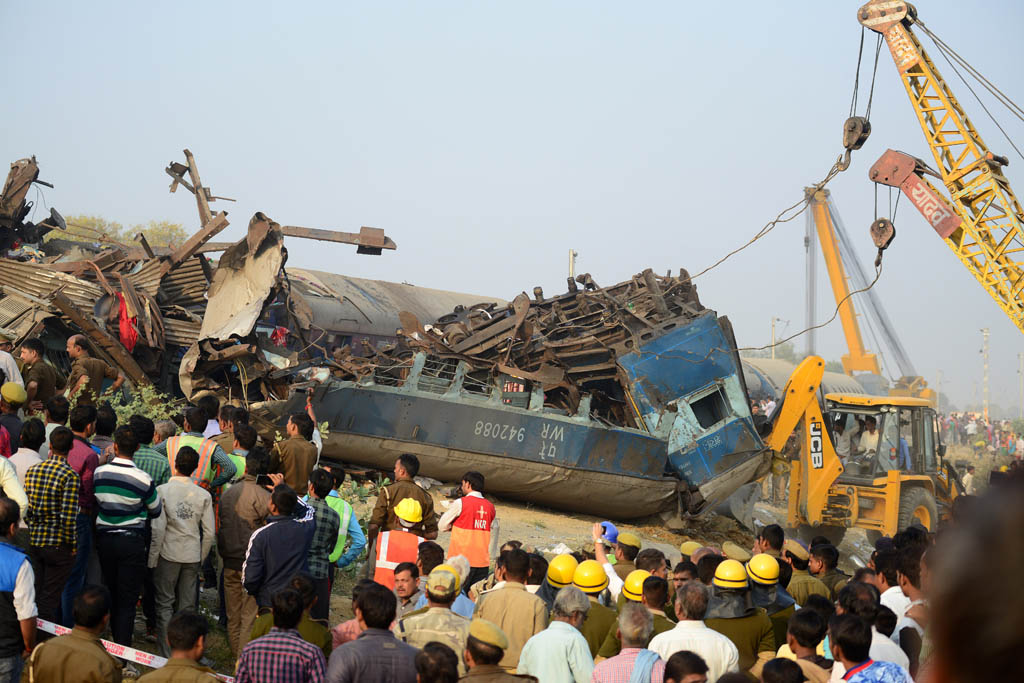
[1018,352,1023,419]
[936,369,943,412]
[568,250,578,279]
[770,317,788,360]
[981,328,990,422]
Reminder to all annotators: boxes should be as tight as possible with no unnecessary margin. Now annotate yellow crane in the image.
[805,187,936,403]
[858,0,1024,333]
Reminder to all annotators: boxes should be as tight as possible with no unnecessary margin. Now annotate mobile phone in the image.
[256,474,274,487]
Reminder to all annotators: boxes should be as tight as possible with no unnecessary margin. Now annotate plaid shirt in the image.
[236,627,326,683]
[591,648,666,683]
[134,445,171,488]
[24,456,79,549]
[306,497,340,580]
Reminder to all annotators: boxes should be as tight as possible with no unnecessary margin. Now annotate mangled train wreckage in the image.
[192,214,770,521]
[0,151,770,523]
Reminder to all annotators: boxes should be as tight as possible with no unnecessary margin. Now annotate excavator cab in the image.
[825,394,940,480]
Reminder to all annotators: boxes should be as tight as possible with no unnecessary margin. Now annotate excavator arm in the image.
[859,0,1024,333]
[764,356,844,528]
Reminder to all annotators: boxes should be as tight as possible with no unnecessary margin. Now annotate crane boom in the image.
[826,192,918,377]
[859,1,1024,333]
[806,188,881,376]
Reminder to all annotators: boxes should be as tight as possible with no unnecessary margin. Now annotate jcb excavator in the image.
[765,355,962,543]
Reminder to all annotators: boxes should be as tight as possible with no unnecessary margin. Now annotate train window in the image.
[690,386,730,430]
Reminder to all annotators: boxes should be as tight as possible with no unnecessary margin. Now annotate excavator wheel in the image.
[897,486,937,532]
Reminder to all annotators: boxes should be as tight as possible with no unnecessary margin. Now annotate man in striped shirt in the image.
[94,424,162,647]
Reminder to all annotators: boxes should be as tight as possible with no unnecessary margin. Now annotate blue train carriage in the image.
[617,310,771,519]
[299,350,681,519]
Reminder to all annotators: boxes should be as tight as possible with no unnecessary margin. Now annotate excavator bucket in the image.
[712,481,762,531]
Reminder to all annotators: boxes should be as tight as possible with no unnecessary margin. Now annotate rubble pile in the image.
[0,151,395,396]
[334,269,707,427]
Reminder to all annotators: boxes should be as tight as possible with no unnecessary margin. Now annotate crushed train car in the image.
[196,219,772,519]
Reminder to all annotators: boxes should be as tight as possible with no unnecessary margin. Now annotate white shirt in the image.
[765,400,777,417]
[37,422,59,460]
[829,628,910,682]
[203,419,221,438]
[148,476,215,566]
[437,491,501,563]
[859,430,879,453]
[962,472,976,495]
[9,448,41,486]
[892,598,926,643]
[0,457,27,513]
[602,562,624,601]
[648,620,740,683]
[0,352,23,387]
[517,620,594,683]
[880,586,911,621]
[835,430,855,459]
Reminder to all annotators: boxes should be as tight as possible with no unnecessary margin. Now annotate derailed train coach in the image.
[188,216,770,523]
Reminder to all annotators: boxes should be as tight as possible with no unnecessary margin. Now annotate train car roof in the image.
[288,269,505,337]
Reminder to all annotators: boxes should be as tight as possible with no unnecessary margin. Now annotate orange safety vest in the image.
[166,434,219,492]
[374,529,424,590]
[448,494,495,568]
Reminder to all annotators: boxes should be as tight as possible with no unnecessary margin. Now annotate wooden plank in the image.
[280,225,397,250]
[161,212,230,276]
[50,293,150,386]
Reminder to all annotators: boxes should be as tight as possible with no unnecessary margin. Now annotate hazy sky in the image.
[3,1,1023,415]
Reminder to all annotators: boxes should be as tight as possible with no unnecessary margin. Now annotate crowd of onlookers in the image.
[940,412,1022,456]
[0,332,1021,682]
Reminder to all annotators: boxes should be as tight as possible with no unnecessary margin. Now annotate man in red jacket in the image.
[439,471,498,594]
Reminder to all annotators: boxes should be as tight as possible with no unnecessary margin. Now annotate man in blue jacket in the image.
[242,482,315,610]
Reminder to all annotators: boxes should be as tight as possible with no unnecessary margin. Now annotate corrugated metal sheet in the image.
[163,317,202,346]
[0,260,102,312]
[126,259,165,297]
[288,269,503,338]
[159,259,208,308]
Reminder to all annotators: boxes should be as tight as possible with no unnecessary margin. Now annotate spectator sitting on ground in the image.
[28,585,122,682]
[326,580,417,683]
[664,650,710,683]
[249,573,331,660]
[236,587,326,683]
[414,641,459,683]
[331,579,376,649]
[137,610,218,682]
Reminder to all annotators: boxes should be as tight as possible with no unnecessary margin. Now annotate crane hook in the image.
[870,218,895,267]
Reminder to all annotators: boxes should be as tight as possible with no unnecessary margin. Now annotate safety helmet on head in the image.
[713,559,749,590]
[547,554,579,589]
[394,498,424,525]
[623,570,652,601]
[573,560,609,595]
[746,553,780,585]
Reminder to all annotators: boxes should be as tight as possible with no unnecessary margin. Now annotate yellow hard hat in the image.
[713,559,749,589]
[623,570,652,601]
[547,554,579,588]
[573,559,609,594]
[746,553,780,586]
[679,541,702,557]
[394,498,424,524]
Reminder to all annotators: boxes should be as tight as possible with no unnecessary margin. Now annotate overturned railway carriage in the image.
[280,270,769,519]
